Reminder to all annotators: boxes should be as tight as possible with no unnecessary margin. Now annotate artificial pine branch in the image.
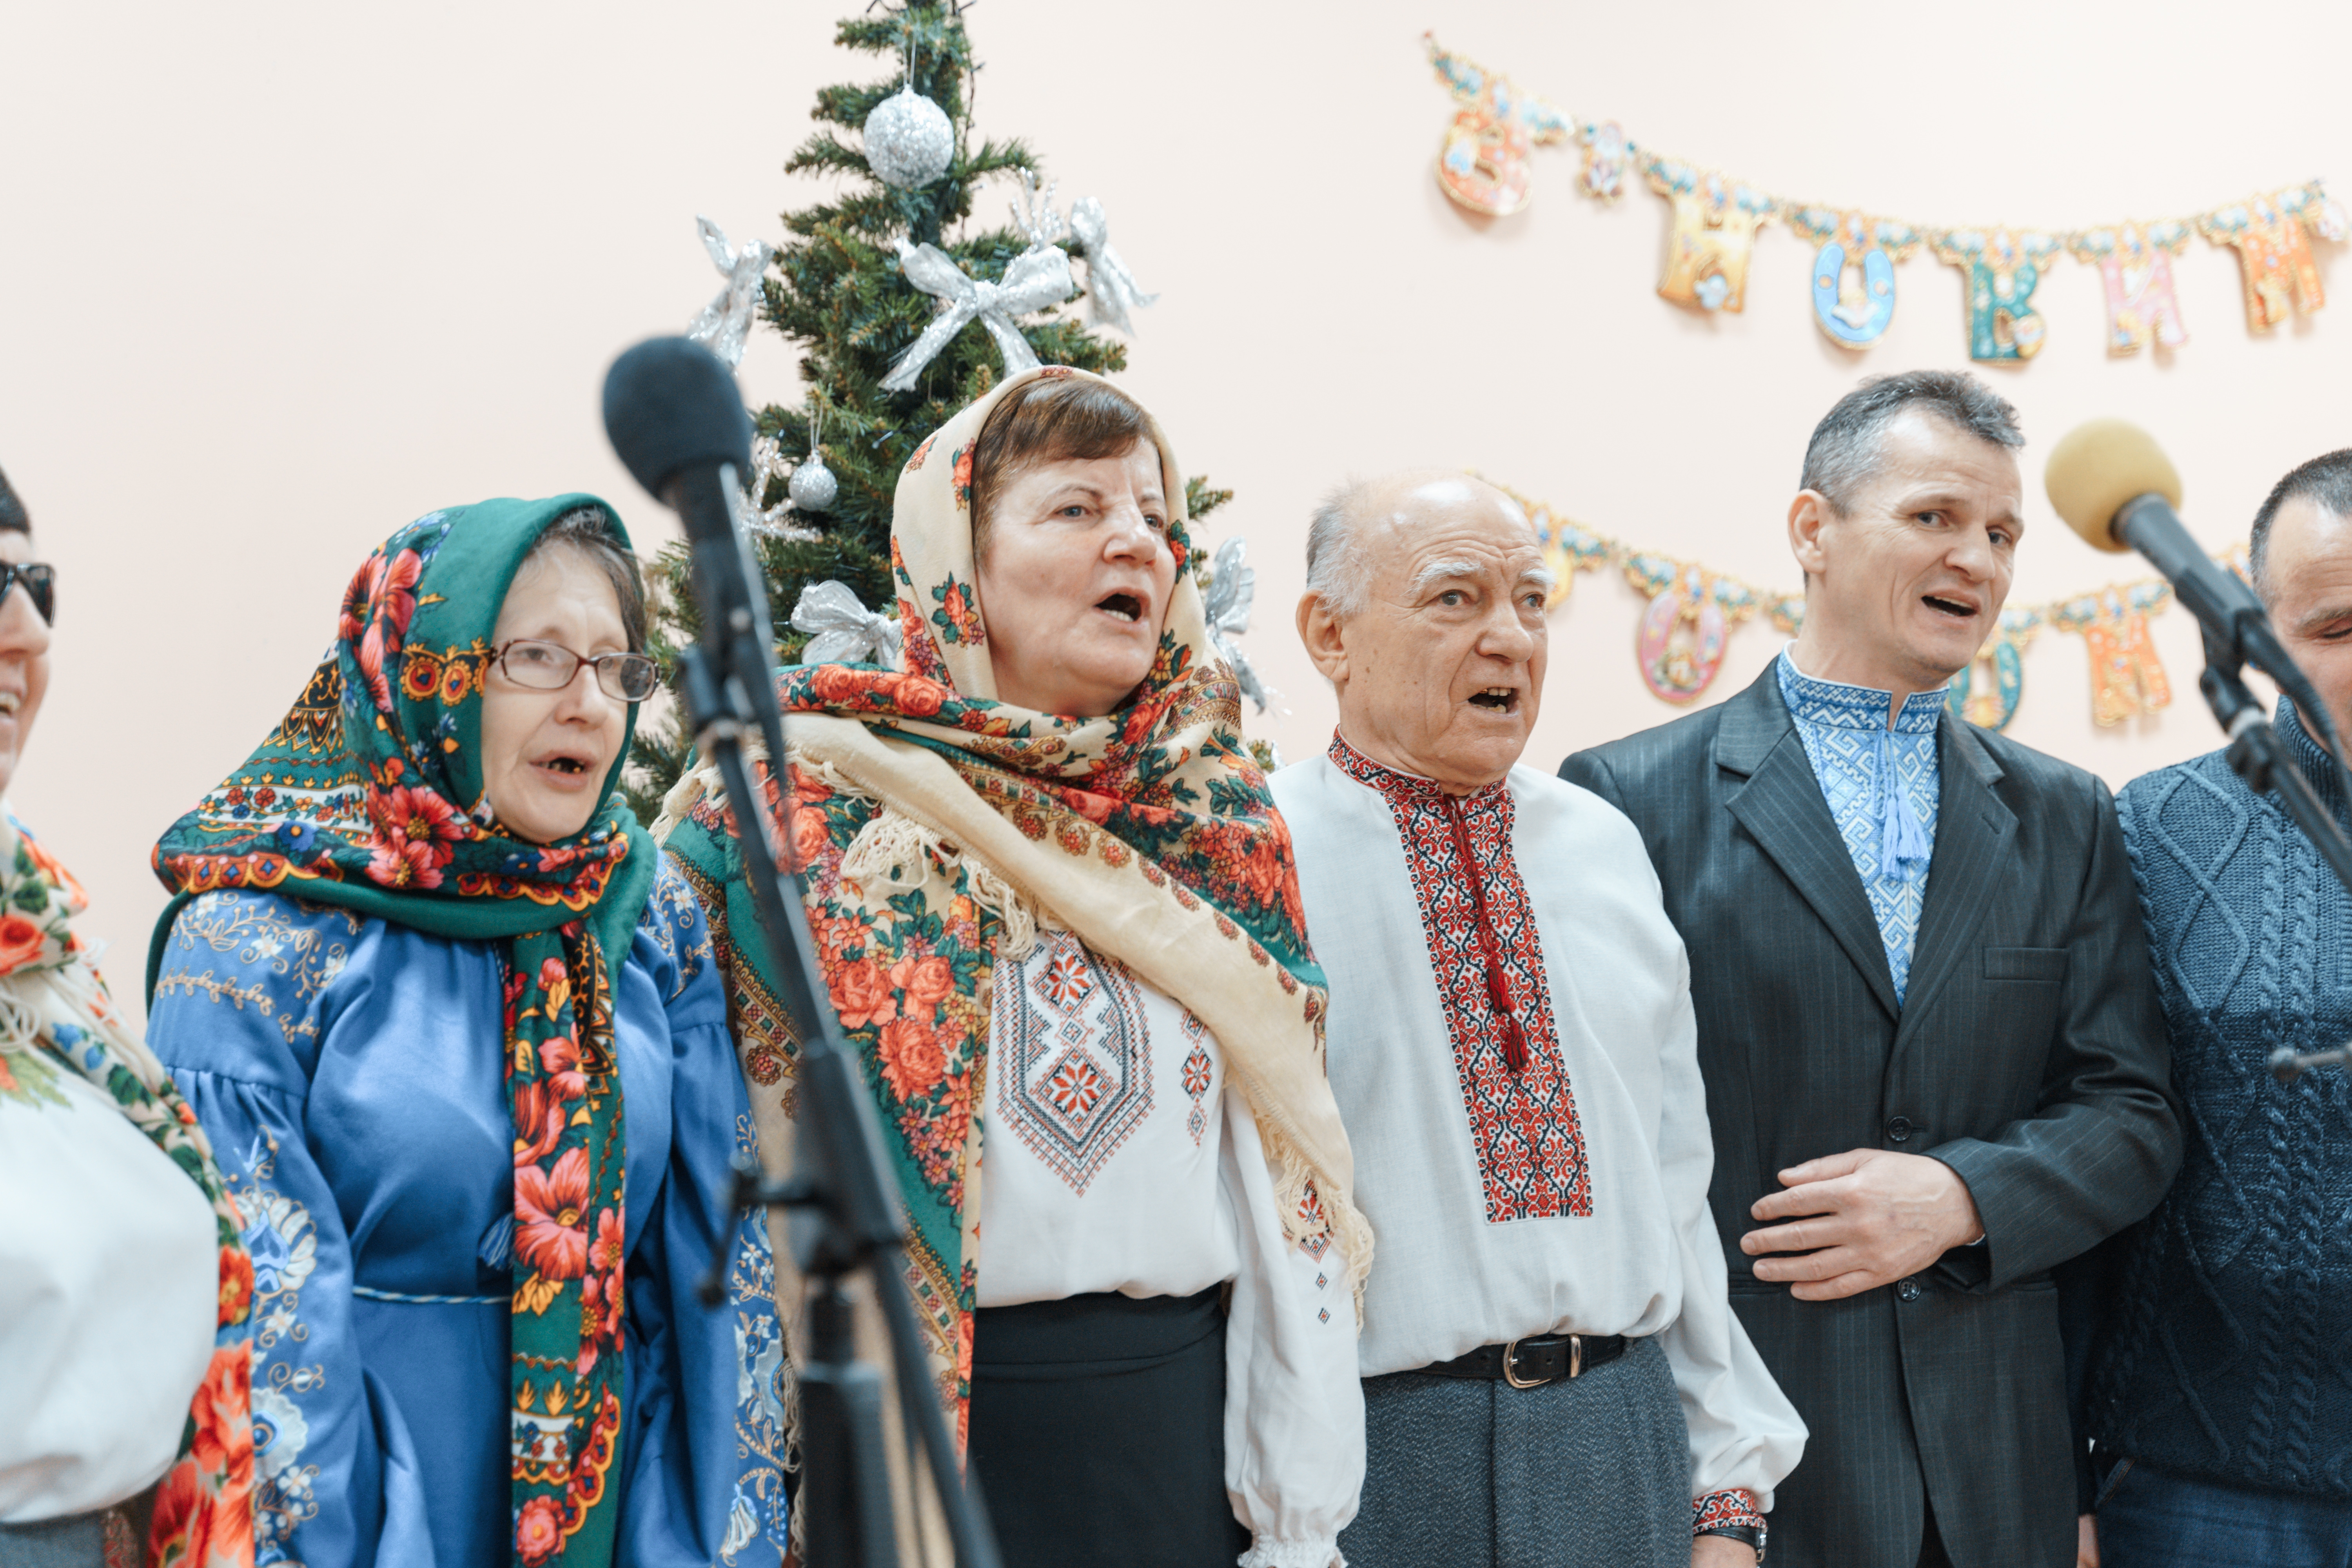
[624,0,1238,817]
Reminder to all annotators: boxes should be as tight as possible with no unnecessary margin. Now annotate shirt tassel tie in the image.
[1440,793,1529,1073]
[1877,728,1931,872]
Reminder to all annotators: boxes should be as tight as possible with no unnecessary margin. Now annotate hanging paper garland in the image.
[1621,554,1762,701]
[1492,477,2238,731]
[1787,208,1922,347]
[2051,583,2175,726]
[1421,36,2344,363]
[1929,228,2063,363]
[1947,608,2042,731]
[2069,222,2192,355]
[2197,183,2345,330]
[1426,35,1572,217]
[1646,160,1776,313]
[1582,121,1633,201]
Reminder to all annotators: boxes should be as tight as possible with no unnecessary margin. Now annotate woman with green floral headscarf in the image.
[661,368,1370,1567]
[145,499,791,1567]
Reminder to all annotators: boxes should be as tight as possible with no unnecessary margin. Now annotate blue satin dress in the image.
[147,858,790,1567]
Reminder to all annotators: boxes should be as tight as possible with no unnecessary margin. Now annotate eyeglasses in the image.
[490,639,659,702]
[0,563,56,626]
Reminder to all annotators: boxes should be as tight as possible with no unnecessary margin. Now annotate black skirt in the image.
[967,1287,1248,1567]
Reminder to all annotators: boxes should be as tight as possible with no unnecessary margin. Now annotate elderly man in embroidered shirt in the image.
[1269,470,1806,1568]
[1563,370,2181,1568]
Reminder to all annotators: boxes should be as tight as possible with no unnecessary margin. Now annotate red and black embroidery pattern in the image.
[1179,1009,1213,1146]
[1692,1488,1767,1549]
[1329,733,1592,1223]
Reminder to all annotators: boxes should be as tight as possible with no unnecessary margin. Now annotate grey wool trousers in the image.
[1340,1336,1693,1568]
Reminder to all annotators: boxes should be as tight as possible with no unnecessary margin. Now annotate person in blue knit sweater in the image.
[2074,448,2352,1566]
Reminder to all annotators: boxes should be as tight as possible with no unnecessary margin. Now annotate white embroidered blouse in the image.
[1270,738,1808,1524]
[976,926,1365,1568]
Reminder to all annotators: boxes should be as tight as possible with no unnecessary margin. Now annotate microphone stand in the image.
[673,461,1001,1568]
[2189,625,2352,1083]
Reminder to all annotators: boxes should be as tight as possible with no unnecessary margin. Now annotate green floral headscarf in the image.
[150,497,655,1568]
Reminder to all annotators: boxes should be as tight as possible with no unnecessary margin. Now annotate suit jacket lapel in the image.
[1718,668,1902,1022]
[1892,713,2016,1036]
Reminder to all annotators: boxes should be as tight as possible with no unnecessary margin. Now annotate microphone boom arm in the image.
[670,459,1003,1568]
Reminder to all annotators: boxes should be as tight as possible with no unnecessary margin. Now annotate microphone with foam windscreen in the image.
[2043,418,2342,762]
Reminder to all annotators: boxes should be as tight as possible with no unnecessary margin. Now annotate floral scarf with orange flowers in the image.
[149,498,656,1568]
[657,366,1370,1454]
[0,809,256,1566]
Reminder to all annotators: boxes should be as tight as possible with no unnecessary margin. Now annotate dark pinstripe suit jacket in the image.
[1563,666,2180,1568]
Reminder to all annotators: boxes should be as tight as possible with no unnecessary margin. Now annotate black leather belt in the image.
[1419,1332,1631,1388]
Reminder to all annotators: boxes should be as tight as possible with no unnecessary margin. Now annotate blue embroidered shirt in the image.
[146,858,790,1568]
[1775,648,1946,1007]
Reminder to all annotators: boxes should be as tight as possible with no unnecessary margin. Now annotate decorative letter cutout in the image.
[1426,34,1573,218]
[2054,584,2173,727]
[1931,228,2063,363]
[1622,555,1760,702]
[1947,610,2042,731]
[2070,222,2192,355]
[1788,207,1922,347]
[1646,159,1776,313]
[1581,121,1632,202]
[2198,182,2346,331]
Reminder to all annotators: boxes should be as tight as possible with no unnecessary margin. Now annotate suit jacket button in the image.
[1886,1115,1915,1143]
[1897,1277,1922,1302]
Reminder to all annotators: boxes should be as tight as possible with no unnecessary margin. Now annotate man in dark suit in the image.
[1561,370,2180,1568]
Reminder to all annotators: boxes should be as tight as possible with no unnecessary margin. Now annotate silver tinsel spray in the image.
[1201,537,1275,714]
[862,29,954,190]
[1068,196,1158,334]
[787,397,838,513]
[684,216,773,368]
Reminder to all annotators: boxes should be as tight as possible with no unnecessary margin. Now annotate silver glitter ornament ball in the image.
[788,454,840,513]
[862,85,954,189]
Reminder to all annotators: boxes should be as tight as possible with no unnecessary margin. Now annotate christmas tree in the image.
[624,0,1233,820]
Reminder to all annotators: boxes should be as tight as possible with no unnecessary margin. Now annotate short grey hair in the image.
[2249,449,2352,604]
[1305,477,1376,620]
[523,505,648,653]
[1800,370,2025,514]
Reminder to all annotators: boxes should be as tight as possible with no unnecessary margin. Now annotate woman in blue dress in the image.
[146,497,789,1567]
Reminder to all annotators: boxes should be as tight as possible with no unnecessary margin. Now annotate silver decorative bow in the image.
[1068,196,1158,334]
[686,216,774,370]
[880,239,1074,393]
[791,580,902,667]
[1201,537,1273,713]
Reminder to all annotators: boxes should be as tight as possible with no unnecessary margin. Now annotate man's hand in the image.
[2078,1512,2100,1567]
[1742,1148,1984,1300]
[1691,1533,1757,1567]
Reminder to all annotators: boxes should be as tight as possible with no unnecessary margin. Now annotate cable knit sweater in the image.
[2078,701,2352,1499]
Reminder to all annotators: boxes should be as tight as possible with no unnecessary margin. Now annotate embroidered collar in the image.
[1325,730,1590,1221]
[1775,648,1948,736]
[1327,730,1509,810]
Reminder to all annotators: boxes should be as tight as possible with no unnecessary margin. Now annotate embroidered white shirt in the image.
[976,928,1364,1566]
[1270,747,1808,1514]
[0,1067,218,1521]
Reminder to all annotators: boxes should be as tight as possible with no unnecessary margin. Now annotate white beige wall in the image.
[3,0,2345,1010]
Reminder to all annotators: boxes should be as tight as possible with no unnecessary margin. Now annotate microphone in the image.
[2043,418,2343,762]
[600,336,1003,1565]
[601,336,780,726]
[602,335,754,536]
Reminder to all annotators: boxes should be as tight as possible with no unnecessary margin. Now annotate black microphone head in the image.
[601,336,753,500]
